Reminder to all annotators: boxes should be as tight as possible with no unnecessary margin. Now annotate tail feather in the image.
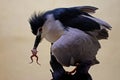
[87,29,109,40]
[97,29,109,40]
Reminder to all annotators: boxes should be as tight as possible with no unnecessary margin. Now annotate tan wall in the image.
[0,0,119,80]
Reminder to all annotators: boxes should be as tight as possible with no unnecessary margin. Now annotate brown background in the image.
[0,0,119,80]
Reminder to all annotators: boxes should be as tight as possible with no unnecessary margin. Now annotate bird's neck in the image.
[41,14,65,43]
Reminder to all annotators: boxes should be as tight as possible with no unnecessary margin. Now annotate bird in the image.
[29,6,111,80]
[29,6,100,64]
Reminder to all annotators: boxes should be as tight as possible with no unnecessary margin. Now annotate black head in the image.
[29,12,45,35]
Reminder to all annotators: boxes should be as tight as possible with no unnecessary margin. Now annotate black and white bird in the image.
[29,6,111,80]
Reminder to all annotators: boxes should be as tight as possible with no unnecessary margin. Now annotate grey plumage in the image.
[29,6,112,80]
[40,14,110,67]
[52,27,100,66]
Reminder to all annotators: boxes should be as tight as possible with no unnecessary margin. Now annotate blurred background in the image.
[0,0,119,80]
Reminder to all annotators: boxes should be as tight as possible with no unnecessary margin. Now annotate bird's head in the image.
[29,13,45,35]
[29,13,63,43]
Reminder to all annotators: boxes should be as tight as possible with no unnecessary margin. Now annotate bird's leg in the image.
[50,43,75,80]
[73,62,92,80]
[50,54,65,80]
[50,47,67,80]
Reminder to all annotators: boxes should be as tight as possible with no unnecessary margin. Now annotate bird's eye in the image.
[39,27,42,32]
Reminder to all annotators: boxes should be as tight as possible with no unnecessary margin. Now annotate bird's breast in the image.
[44,30,63,43]
[41,19,65,43]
